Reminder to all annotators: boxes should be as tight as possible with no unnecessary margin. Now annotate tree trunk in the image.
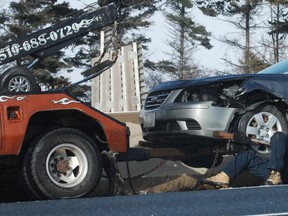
[244,0,251,74]
[275,4,280,63]
[179,4,186,80]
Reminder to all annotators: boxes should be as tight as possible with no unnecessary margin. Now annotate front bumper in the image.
[140,101,237,146]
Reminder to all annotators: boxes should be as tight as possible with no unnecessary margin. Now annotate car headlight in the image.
[177,90,202,102]
[181,91,189,102]
[176,87,219,103]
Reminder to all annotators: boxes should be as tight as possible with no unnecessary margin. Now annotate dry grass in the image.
[120,174,202,195]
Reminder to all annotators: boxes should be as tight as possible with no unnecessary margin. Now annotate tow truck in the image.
[0,0,154,200]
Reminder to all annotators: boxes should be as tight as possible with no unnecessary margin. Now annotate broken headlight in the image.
[176,87,218,103]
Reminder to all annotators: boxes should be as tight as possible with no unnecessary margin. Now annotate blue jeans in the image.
[223,132,288,183]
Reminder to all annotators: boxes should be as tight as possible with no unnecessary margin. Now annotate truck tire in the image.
[20,136,46,200]
[0,66,39,93]
[21,128,102,199]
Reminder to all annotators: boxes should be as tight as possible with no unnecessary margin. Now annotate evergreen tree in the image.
[265,0,288,63]
[147,0,212,81]
[196,0,263,74]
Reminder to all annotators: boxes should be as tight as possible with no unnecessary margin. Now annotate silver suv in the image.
[140,59,288,167]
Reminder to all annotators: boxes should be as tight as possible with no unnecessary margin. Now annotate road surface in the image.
[1,185,288,216]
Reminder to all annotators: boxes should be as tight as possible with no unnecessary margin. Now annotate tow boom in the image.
[0,3,119,65]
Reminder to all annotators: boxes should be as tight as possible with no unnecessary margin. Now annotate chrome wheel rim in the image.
[8,75,31,92]
[246,111,283,154]
[46,144,88,188]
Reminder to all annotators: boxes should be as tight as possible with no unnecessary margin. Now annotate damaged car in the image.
[140,59,288,168]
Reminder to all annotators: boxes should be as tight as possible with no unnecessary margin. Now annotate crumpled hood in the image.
[149,74,257,93]
[238,74,288,99]
[149,73,288,101]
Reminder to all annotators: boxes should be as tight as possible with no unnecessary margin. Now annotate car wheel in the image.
[21,128,102,199]
[237,104,288,155]
[0,66,39,93]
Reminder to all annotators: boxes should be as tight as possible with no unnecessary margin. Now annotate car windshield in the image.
[258,58,288,74]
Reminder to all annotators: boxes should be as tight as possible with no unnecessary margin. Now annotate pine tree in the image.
[197,0,262,74]
[147,0,212,81]
[265,0,288,63]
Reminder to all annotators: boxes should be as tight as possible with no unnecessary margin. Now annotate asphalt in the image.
[2,185,288,216]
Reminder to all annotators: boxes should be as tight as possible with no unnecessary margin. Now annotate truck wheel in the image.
[20,136,46,200]
[0,66,39,93]
[21,128,102,199]
[237,104,288,155]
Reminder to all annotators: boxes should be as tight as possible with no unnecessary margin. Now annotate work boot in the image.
[201,171,230,189]
[265,170,282,185]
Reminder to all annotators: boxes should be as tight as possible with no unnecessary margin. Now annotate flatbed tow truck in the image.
[0,0,267,200]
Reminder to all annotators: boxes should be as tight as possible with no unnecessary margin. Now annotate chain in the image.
[207,148,220,178]
[124,160,165,194]
[192,148,221,191]
[125,161,136,194]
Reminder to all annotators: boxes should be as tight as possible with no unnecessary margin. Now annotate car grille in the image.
[186,120,202,130]
[147,121,180,132]
[146,120,201,132]
[145,90,172,110]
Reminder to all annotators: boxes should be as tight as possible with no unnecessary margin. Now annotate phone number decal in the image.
[0,16,100,64]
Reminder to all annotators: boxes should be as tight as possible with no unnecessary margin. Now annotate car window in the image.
[258,59,288,74]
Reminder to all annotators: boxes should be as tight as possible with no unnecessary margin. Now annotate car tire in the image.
[21,128,102,199]
[0,66,39,93]
[237,104,288,155]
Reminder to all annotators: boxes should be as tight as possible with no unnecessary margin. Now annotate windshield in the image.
[258,59,288,74]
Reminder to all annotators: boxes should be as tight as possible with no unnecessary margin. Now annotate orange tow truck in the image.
[0,0,149,200]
